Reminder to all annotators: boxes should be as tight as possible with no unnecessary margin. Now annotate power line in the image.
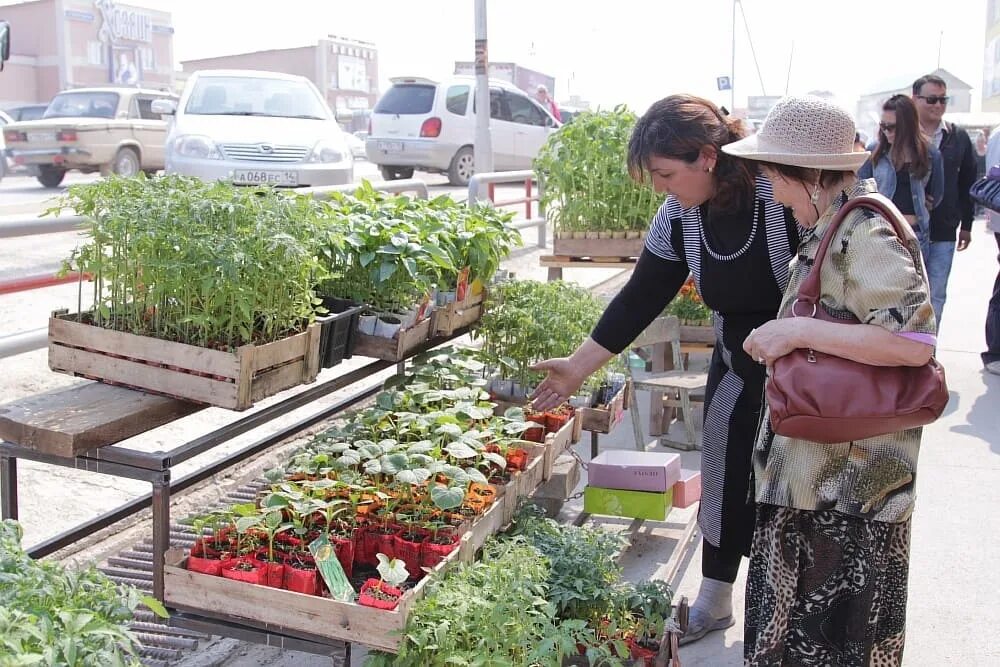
[738,0,767,96]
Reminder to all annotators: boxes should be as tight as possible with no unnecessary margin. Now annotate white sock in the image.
[691,577,733,620]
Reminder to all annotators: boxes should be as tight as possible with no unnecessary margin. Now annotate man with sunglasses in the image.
[912,74,977,323]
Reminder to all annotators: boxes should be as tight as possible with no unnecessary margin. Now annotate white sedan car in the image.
[156,69,353,187]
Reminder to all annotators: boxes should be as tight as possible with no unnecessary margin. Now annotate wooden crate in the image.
[679,324,715,345]
[542,416,578,481]
[553,233,646,258]
[577,382,629,434]
[352,315,433,362]
[47,314,320,411]
[432,290,485,337]
[163,448,547,652]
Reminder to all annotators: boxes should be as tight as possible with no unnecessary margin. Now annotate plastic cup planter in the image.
[358,305,427,338]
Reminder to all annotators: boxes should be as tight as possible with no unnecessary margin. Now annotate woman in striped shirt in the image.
[531,94,799,644]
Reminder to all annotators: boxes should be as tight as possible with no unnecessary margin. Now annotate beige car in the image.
[3,87,177,188]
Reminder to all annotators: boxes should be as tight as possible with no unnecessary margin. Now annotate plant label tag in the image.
[456,267,471,302]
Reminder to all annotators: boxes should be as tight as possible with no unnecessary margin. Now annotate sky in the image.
[2,0,993,113]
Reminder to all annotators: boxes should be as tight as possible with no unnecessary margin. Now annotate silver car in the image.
[157,69,353,187]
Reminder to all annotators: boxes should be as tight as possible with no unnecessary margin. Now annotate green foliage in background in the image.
[534,107,664,233]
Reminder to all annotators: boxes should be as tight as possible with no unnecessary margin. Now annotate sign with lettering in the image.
[95,0,153,44]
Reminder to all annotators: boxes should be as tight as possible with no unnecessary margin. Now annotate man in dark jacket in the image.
[912,74,977,324]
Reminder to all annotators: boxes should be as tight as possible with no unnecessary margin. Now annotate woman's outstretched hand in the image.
[529,358,587,411]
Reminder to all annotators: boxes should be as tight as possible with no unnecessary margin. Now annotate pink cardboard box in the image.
[587,450,681,493]
[672,469,701,508]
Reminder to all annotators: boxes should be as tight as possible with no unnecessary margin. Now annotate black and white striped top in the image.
[592,174,800,358]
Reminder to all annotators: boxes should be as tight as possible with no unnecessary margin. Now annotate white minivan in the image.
[367,75,560,186]
[155,69,353,188]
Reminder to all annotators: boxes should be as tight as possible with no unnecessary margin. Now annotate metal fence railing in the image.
[467,170,547,248]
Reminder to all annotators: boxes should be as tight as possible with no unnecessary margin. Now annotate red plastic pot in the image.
[358,579,402,611]
[187,553,230,576]
[419,532,460,570]
[505,448,529,471]
[331,534,355,579]
[392,530,425,579]
[628,637,658,664]
[283,557,320,595]
[220,557,268,585]
[254,550,286,588]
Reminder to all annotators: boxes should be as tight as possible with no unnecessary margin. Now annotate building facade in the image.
[0,0,174,108]
[181,35,378,130]
[985,0,1000,111]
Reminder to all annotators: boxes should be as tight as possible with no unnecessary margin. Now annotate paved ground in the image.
[2,168,997,665]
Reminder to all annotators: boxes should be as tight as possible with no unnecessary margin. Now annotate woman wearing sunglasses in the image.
[859,94,943,262]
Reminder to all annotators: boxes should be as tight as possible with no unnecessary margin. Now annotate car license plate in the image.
[26,131,56,143]
[376,141,403,153]
[232,169,299,186]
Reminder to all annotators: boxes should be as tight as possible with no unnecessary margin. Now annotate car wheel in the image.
[37,166,66,189]
[112,147,141,178]
[447,147,474,186]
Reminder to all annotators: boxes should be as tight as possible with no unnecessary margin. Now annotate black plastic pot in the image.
[316,298,365,369]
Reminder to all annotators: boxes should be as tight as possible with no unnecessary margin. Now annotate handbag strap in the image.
[796,193,913,307]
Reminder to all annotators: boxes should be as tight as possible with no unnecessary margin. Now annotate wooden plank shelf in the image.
[553,234,646,259]
[0,382,202,457]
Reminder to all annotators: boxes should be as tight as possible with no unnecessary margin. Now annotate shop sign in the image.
[96,0,153,44]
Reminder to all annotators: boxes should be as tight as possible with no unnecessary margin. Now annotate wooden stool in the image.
[629,316,709,450]
[631,372,707,450]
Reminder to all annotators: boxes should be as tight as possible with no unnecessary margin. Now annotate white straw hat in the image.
[722,95,869,171]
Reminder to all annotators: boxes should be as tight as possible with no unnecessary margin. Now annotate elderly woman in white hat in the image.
[725,97,936,665]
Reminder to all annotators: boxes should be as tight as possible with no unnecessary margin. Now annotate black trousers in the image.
[702,536,744,584]
[984,233,1000,367]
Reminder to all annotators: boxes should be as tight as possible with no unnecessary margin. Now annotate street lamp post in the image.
[473,0,494,175]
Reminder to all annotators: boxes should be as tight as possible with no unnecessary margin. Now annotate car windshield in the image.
[185,76,330,119]
[44,92,120,119]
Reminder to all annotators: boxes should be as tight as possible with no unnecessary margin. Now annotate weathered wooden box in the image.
[48,313,321,411]
[352,315,433,362]
[552,232,646,258]
[432,290,485,337]
[577,381,629,434]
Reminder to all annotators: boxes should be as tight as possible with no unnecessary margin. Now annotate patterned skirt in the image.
[744,504,911,667]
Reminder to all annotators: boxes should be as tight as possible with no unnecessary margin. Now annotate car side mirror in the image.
[545,115,556,128]
[151,98,177,116]
[334,109,354,124]
[0,21,11,72]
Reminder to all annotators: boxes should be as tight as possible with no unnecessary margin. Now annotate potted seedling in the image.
[186,511,232,576]
[253,510,292,588]
[358,553,409,611]
[220,512,267,586]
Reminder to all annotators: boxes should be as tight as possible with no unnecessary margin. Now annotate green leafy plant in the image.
[0,519,167,666]
[473,279,624,394]
[366,537,623,667]
[534,106,663,233]
[53,174,328,349]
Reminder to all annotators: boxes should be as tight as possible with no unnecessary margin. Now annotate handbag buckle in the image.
[807,349,817,363]
[791,299,818,318]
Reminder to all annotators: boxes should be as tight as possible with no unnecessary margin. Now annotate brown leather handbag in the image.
[765,193,949,444]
